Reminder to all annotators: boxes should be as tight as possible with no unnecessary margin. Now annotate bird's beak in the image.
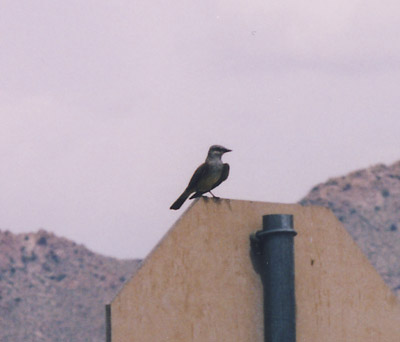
[224,148,232,153]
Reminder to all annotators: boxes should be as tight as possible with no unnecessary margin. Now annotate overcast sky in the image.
[1,1,400,258]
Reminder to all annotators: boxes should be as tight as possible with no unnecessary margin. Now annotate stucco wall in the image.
[109,198,400,341]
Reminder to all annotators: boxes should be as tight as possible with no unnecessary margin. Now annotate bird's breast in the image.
[196,163,223,191]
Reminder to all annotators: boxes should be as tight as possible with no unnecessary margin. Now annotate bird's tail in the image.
[170,190,191,210]
[189,192,202,199]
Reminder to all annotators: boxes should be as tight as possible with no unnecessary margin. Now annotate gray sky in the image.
[1,1,400,258]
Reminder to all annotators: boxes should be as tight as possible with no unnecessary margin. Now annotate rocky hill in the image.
[2,160,400,341]
[300,161,400,297]
[0,230,140,342]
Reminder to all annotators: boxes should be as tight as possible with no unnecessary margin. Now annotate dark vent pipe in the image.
[105,304,111,342]
[250,214,297,342]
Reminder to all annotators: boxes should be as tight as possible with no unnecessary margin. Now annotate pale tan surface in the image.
[110,199,400,342]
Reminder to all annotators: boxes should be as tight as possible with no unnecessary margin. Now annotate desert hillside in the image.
[0,230,140,342]
[300,161,400,297]
[2,160,400,341]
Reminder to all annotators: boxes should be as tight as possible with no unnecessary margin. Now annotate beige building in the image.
[107,198,400,341]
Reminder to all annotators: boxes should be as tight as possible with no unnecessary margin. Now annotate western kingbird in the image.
[170,145,231,210]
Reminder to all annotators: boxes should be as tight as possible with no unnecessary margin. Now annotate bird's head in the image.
[207,145,232,159]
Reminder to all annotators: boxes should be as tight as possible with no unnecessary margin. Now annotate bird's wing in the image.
[186,162,208,192]
[210,163,230,190]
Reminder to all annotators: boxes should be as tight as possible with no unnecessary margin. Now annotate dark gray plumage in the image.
[170,145,231,210]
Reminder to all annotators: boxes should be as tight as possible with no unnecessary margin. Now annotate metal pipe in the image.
[250,214,297,342]
[105,304,111,342]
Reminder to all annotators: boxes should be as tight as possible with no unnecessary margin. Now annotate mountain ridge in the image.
[0,229,140,342]
[2,159,400,341]
[300,160,400,296]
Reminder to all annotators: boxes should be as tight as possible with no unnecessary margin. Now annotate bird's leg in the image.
[209,191,220,200]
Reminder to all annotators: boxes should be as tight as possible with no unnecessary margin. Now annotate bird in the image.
[170,145,232,210]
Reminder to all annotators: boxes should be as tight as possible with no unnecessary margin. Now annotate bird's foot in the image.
[209,191,220,200]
